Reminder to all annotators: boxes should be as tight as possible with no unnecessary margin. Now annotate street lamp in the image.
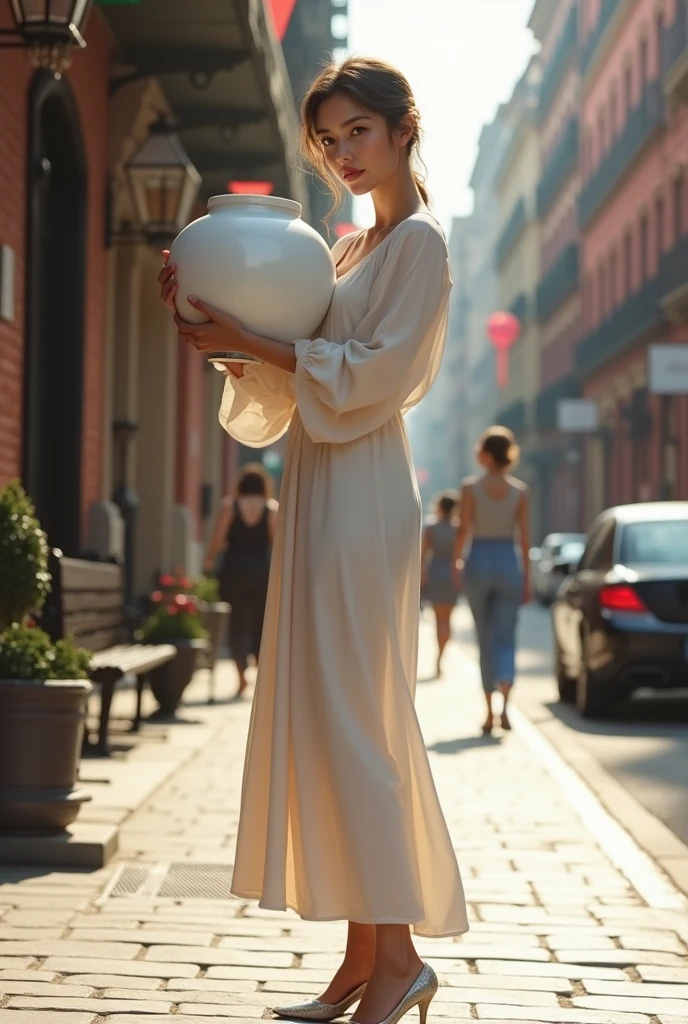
[0,0,93,75]
[124,115,202,249]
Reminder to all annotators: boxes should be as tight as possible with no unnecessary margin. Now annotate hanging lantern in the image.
[125,116,202,249]
[4,0,93,75]
[486,312,521,389]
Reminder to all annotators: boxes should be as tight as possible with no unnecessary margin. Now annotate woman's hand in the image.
[174,296,250,355]
[157,250,178,311]
[452,559,463,591]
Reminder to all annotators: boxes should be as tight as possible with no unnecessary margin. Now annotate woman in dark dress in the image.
[421,491,459,677]
[205,464,277,696]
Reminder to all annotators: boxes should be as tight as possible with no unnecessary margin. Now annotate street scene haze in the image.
[1,3,688,1024]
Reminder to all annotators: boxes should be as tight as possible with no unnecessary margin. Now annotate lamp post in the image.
[0,0,93,75]
[123,115,202,249]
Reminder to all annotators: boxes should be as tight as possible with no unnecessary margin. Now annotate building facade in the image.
[0,0,309,600]
[577,0,688,520]
[530,0,584,536]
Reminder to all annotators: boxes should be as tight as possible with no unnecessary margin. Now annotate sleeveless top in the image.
[463,475,527,540]
[427,519,455,560]
[224,501,271,567]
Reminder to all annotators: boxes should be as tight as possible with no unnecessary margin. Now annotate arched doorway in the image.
[23,72,87,556]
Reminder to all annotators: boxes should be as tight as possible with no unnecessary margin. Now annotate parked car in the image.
[534,532,586,605]
[552,502,688,718]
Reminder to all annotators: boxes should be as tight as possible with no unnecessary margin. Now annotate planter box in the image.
[0,678,92,832]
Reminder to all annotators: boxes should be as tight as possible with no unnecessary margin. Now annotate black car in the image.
[552,502,688,718]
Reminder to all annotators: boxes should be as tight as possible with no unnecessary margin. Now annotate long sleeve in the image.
[219,361,295,448]
[293,217,451,445]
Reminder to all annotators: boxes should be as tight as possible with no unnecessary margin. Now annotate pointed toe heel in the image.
[273,981,366,1021]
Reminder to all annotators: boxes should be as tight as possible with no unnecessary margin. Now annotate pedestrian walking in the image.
[453,426,531,735]
[421,491,459,677]
[204,465,277,698]
[159,56,467,1024]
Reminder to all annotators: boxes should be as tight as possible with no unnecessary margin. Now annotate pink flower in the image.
[174,594,188,608]
[151,591,163,604]
[159,574,174,588]
[166,604,179,616]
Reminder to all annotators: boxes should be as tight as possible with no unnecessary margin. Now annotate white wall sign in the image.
[557,398,599,433]
[648,344,688,395]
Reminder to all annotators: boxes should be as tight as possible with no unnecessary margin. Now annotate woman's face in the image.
[314,92,412,197]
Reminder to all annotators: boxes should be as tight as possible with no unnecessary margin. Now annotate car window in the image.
[579,524,606,570]
[619,520,688,565]
[592,523,615,570]
[560,540,585,568]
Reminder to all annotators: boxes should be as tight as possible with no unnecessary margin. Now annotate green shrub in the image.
[192,575,220,604]
[0,624,91,680]
[0,481,51,632]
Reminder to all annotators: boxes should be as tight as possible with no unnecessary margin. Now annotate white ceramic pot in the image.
[169,195,336,363]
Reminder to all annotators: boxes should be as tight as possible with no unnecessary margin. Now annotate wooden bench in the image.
[42,552,176,755]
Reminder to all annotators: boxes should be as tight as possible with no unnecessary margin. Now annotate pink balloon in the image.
[486,312,521,351]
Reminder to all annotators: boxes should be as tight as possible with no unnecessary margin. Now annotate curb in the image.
[514,688,688,903]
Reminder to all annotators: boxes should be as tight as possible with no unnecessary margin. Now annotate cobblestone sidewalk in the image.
[1,611,688,1024]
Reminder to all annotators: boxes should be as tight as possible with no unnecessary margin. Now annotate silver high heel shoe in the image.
[273,981,366,1021]
[354,963,438,1024]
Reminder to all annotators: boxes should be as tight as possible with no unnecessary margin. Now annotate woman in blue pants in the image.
[453,427,531,733]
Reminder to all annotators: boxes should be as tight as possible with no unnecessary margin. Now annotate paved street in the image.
[500,602,688,847]
[1,616,688,1024]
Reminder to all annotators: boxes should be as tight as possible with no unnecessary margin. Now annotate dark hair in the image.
[236,463,272,497]
[435,491,458,519]
[301,56,428,223]
[477,426,520,470]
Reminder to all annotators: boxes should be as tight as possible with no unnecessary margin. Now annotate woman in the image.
[158,57,467,1024]
[204,465,277,698]
[453,427,531,735]
[421,491,459,677]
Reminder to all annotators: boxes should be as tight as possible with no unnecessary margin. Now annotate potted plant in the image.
[192,575,230,702]
[139,576,209,717]
[0,481,92,832]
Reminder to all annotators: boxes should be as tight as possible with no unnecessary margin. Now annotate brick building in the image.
[0,0,305,597]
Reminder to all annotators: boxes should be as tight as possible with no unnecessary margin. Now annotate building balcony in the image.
[663,5,688,103]
[537,119,578,218]
[510,292,531,324]
[580,0,621,77]
[538,5,578,122]
[535,375,578,430]
[496,197,528,268]
[579,81,663,228]
[536,244,579,323]
[575,275,664,377]
[495,399,527,434]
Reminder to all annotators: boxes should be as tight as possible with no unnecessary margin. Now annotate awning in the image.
[99,0,307,208]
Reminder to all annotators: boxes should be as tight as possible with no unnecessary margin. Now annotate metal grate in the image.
[99,862,235,903]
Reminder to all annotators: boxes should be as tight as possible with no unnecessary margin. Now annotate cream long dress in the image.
[220,211,468,938]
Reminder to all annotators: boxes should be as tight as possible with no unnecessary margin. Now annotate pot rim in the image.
[0,678,93,691]
[207,194,301,217]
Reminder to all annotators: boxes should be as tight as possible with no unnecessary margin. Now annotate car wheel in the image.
[556,648,576,703]
[576,658,616,719]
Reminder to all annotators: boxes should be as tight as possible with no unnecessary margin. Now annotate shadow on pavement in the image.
[428,734,503,755]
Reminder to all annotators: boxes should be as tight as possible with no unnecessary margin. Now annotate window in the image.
[623,231,633,293]
[639,36,649,93]
[609,248,618,308]
[597,108,607,158]
[624,63,633,115]
[579,520,614,571]
[655,193,665,262]
[584,274,594,330]
[598,262,607,319]
[609,84,618,140]
[620,520,688,566]
[674,172,685,242]
[639,213,649,282]
[656,13,664,77]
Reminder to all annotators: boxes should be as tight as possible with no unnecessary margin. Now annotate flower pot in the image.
[147,638,209,716]
[0,678,92,832]
[199,602,230,667]
[169,194,335,363]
